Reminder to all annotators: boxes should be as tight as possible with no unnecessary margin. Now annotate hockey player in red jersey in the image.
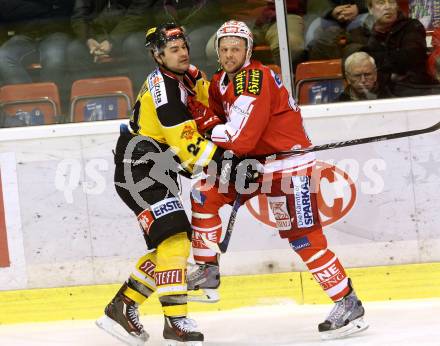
[187,20,369,340]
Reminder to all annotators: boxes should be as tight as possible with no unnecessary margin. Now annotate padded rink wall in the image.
[0,95,440,323]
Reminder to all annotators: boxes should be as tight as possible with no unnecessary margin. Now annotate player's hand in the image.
[235,158,260,189]
[187,64,203,81]
[218,151,260,188]
[187,97,222,134]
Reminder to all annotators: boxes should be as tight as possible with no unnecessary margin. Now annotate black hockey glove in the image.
[218,151,260,188]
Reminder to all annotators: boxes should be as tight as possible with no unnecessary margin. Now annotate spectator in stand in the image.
[0,0,74,107]
[427,27,440,81]
[409,0,440,30]
[363,0,433,96]
[153,1,226,77]
[338,51,392,100]
[0,12,8,47]
[0,10,6,86]
[67,0,154,91]
[306,0,371,59]
[252,0,308,69]
[205,1,267,72]
[67,0,223,89]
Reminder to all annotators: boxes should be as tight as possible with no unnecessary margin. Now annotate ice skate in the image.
[318,280,369,340]
[187,263,220,303]
[163,315,204,345]
[96,288,149,346]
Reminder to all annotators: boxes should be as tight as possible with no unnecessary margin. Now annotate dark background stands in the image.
[253,0,308,68]
[153,0,227,77]
[67,0,155,91]
[363,12,433,96]
[0,0,74,86]
[0,0,74,115]
[305,0,370,60]
[67,0,225,88]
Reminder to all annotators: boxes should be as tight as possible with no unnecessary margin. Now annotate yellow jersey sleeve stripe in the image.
[195,140,215,167]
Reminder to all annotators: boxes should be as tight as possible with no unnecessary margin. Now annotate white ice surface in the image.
[1,299,439,345]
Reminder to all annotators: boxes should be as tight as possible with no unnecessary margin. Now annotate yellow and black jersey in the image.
[129,66,219,173]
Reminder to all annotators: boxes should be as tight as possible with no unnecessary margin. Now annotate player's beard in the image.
[222,56,246,75]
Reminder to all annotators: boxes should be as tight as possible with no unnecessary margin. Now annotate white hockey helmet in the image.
[215,20,253,62]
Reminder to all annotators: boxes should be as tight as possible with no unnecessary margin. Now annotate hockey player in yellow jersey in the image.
[94,23,257,346]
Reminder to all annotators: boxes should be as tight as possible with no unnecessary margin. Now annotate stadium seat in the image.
[70,76,134,122]
[295,59,344,105]
[0,82,61,125]
[254,45,270,52]
[253,44,273,64]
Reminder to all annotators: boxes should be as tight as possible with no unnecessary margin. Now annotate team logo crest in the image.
[246,161,357,228]
[233,70,247,96]
[270,201,288,219]
[181,125,196,140]
[138,209,154,234]
[247,69,262,95]
[268,196,291,231]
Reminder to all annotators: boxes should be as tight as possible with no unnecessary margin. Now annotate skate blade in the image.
[320,316,369,340]
[96,315,149,346]
[163,340,203,346]
[187,288,220,303]
[162,339,203,346]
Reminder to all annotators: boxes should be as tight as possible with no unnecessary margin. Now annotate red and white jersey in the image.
[209,60,315,174]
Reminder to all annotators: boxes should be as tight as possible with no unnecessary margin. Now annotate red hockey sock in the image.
[306,250,350,301]
[191,215,222,263]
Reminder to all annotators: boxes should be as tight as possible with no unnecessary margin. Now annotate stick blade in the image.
[201,234,223,254]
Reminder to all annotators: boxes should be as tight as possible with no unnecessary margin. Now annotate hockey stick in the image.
[201,194,242,254]
[202,120,440,254]
[253,120,440,158]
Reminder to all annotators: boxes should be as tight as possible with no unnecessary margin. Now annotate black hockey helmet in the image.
[145,23,189,53]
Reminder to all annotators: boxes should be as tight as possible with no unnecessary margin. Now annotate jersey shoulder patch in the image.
[233,69,263,96]
[233,70,247,96]
[147,69,168,108]
[270,69,283,88]
[247,69,263,95]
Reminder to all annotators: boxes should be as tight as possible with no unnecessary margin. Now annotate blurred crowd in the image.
[1,0,440,126]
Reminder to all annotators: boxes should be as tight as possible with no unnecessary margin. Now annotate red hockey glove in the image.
[187,64,202,80]
[187,97,222,134]
[185,65,203,88]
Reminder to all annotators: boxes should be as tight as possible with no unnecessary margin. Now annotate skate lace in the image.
[172,317,199,333]
[188,265,205,281]
[127,305,144,332]
[326,299,347,324]
[327,294,358,324]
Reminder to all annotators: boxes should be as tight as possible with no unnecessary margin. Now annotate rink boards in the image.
[0,95,439,323]
[1,263,440,324]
